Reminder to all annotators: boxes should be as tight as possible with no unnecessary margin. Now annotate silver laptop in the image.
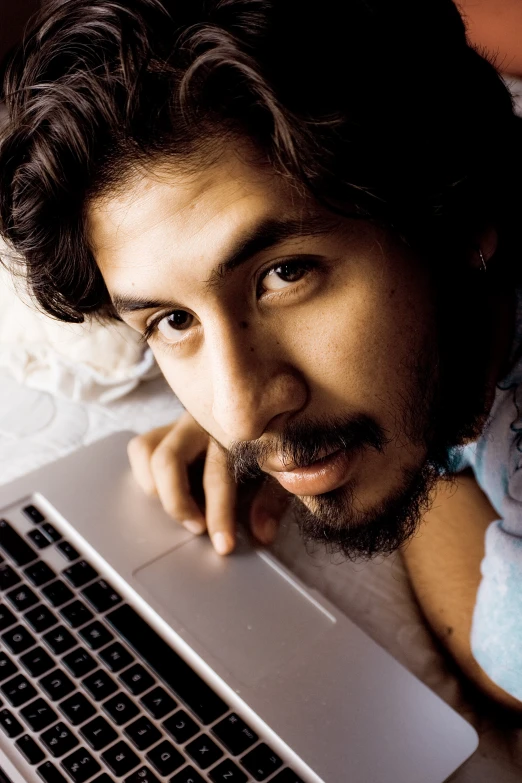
[0,431,478,783]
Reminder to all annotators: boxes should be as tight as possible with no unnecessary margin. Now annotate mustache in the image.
[226,414,388,484]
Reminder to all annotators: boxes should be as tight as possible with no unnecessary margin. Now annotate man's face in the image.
[89,147,467,558]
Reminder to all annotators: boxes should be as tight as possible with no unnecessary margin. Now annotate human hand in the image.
[127,412,289,555]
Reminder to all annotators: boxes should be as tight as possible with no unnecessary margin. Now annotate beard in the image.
[289,462,440,561]
[225,273,494,561]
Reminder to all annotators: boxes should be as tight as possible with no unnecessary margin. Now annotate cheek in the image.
[284,268,435,417]
[153,351,213,426]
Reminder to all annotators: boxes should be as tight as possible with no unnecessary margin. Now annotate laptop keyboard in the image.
[0,504,305,783]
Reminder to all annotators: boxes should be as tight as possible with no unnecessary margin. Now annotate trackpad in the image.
[134,535,334,686]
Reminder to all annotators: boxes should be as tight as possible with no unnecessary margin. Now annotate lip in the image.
[262,445,338,474]
[265,448,355,496]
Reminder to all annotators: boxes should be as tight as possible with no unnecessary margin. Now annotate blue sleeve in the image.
[470,520,522,701]
[446,443,477,475]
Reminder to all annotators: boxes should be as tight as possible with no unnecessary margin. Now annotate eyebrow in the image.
[111,212,334,316]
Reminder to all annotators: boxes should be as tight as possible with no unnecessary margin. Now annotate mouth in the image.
[265,447,356,495]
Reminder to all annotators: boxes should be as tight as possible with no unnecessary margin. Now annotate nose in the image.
[207,322,307,443]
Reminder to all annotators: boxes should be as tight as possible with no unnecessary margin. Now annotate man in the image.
[1,0,522,712]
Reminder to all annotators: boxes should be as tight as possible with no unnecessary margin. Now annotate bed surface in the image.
[1,368,521,782]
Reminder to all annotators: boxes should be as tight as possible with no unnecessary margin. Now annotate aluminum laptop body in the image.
[0,431,478,783]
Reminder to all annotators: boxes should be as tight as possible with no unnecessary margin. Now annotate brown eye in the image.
[156,310,195,342]
[261,260,312,292]
[165,311,193,329]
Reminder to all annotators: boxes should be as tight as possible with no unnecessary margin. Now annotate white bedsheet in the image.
[1,368,521,782]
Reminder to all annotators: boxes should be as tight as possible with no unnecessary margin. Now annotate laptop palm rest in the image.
[134,534,335,687]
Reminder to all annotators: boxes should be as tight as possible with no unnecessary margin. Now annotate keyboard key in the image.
[0,652,17,681]
[25,604,58,633]
[0,707,24,737]
[82,669,117,701]
[271,770,305,783]
[0,519,36,565]
[43,625,76,655]
[146,739,184,776]
[119,663,155,695]
[62,648,97,678]
[186,734,224,770]
[6,584,39,611]
[212,712,258,755]
[42,580,74,607]
[125,766,161,783]
[102,692,139,725]
[124,716,161,750]
[41,721,79,757]
[141,686,176,719]
[16,733,46,764]
[20,646,55,677]
[170,768,205,783]
[98,642,134,673]
[240,743,283,781]
[21,698,58,731]
[42,523,62,543]
[209,759,248,783]
[59,692,96,726]
[61,748,101,783]
[163,709,198,744]
[0,603,16,631]
[2,624,36,654]
[0,563,21,590]
[82,580,121,613]
[25,561,56,587]
[2,673,37,706]
[79,621,113,650]
[107,604,228,724]
[40,669,75,701]
[28,528,53,549]
[101,740,140,777]
[80,715,118,750]
[23,505,46,524]
[57,541,80,562]
[0,519,37,565]
[60,600,94,629]
[37,761,69,783]
[63,561,98,588]
[92,776,113,783]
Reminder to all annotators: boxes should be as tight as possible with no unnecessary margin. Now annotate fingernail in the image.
[212,532,232,555]
[183,520,205,535]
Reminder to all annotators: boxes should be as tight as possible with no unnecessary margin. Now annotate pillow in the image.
[0,241,160,403]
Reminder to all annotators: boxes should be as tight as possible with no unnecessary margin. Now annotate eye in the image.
[259,259,315,293]
[145,309,196,344]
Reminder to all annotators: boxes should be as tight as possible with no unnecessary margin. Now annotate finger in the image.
[127,424,174,496]
[148,417,209,534]
[203,440,237,556]
[250,480,289,544]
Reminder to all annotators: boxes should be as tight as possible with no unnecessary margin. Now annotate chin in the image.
[290,460,444,561]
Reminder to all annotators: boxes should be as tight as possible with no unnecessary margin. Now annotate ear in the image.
[469,224,498,270]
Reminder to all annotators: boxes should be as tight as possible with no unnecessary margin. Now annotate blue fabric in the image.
[449,290,522,699]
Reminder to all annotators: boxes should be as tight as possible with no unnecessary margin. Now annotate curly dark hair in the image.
[0,0,520,322]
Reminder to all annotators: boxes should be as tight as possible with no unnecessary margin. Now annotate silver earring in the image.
[478,247,487,272]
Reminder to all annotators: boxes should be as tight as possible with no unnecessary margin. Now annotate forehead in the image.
[88,147,311,283]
